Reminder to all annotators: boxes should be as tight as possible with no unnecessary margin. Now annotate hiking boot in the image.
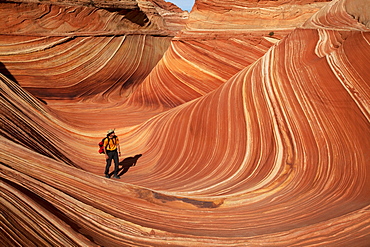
[113,175,121,179]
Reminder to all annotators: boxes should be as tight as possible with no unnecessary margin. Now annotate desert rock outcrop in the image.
[1,0,370,246]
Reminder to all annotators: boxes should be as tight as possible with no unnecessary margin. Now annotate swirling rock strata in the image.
[126,0,331,108]
[0,0,188,101]
[1,0,370,246]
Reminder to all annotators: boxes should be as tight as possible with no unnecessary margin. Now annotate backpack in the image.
[98,136,116,154]
[98,137,107,154]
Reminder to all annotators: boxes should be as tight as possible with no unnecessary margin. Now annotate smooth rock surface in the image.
[1,0,370,246]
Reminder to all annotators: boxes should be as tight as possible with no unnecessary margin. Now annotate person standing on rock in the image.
[104,129,121,179]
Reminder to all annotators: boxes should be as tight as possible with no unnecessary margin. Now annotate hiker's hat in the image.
[107,129,115,135]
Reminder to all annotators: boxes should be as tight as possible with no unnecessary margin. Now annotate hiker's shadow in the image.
[109,154,142,177]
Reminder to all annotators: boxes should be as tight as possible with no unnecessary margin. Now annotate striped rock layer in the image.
[1,0,370,246]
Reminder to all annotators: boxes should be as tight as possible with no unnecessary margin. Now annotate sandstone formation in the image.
[1,0,370,246]
[126,0,331,107]
[0,0,188,100]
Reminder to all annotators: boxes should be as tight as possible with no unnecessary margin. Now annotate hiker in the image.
[104,129,121,179]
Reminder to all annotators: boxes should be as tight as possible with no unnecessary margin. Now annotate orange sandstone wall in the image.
[1,0,370,246]
[126,0,331,108]
[0,0,187,101]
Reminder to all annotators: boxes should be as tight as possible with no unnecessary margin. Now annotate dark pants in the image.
[105,150,119,176]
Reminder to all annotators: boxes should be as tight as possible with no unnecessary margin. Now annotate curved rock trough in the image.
[1,0,369,246]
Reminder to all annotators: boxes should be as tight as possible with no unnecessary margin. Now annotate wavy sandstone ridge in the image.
[1,0,370,246]
[0,0,188,101]
[126,0,330,108]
